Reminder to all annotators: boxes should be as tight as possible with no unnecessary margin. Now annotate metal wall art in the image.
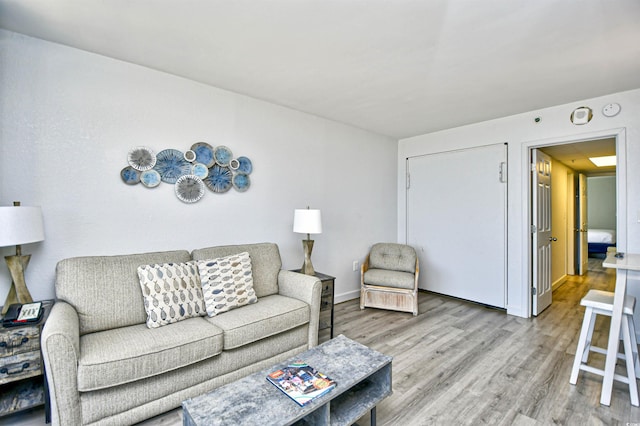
[120,143,253,203]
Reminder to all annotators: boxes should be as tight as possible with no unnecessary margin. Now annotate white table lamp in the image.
[0,202,45,315]
[293,207,322,275]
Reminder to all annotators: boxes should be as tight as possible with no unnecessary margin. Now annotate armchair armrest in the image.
[41,301,82,426]
[360,254,370,286]
[278,270,322,348]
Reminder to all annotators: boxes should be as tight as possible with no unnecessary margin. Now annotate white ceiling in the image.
[1,0,640,139]
[540,138,616,175]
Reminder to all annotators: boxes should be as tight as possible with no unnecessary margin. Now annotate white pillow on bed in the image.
[587,229,616,244]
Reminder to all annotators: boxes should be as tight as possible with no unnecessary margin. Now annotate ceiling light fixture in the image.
[589,155,616,167]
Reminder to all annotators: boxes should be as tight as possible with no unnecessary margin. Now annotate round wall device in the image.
[570,107,593,125]
[602,103,621,117]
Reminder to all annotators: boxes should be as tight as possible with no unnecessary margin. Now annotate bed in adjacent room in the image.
[587,228,616,257]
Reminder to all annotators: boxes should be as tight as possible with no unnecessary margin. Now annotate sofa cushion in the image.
[364,268,416,290]
[197,252,258,317]
[77,317,223,391]
[369,243,416,273]
[78,327,310,425]
[56,250,192,335]
[192,243,281,298]
[137,261,207,328]
[205,294,309,350]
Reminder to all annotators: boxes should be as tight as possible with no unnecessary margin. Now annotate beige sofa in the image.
[41,243,322,426]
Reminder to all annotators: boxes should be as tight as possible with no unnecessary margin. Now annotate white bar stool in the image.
[570,289,640,406]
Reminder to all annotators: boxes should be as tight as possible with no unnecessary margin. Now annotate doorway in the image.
[526,129,625,316]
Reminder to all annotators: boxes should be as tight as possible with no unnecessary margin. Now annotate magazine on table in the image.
[266,361,336,406]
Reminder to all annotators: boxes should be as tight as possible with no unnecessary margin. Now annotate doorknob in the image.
[549,237,557,242]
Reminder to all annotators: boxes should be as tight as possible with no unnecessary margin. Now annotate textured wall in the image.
[0,30,398,304]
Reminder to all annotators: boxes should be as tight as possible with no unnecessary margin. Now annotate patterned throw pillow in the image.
[197,252,258,317]
[137,261,207,328]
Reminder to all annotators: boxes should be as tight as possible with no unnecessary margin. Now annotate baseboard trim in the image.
[552,274,568,291]
[335,289,360,304]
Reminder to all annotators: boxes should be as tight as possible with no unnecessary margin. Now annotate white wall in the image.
[0,30,398,304]
[588,176,617,230]
[399,88,640,318]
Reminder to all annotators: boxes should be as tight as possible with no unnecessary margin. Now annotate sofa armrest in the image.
[278,270,322,348]
[41,301,82,426]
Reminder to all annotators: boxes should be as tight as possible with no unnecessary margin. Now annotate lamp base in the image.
[2,254,34,315]
[301,239,315,275]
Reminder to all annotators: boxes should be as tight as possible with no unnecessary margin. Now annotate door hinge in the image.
[530,224,537,233]
[406,172,410,190]
[531,163,537,172]
[532,287,537,296]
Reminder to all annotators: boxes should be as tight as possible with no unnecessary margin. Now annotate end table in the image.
[0,299,54,421]
[291,270,335,343]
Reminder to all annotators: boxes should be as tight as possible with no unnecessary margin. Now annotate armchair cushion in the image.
[363,269,416,290]
[368,243,416,273]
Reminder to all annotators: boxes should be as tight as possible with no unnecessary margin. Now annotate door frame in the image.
[522,128,627,317]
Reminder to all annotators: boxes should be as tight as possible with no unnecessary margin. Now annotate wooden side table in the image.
[0,299,53,421]
[291,270,335,343]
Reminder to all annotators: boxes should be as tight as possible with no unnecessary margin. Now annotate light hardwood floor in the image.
[6,258,640,425]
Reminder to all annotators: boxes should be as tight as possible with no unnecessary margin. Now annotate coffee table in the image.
[182,334,392,426]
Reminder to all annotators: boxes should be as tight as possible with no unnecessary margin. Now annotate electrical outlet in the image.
[352,261,359,271]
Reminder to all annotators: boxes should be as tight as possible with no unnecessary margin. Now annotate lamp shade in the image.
[0,206,45,247]
[293,209,322,235]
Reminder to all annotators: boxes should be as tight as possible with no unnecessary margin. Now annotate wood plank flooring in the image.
[5,258,640,425]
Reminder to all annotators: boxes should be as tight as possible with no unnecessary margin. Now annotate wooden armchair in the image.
[360,243,419,316]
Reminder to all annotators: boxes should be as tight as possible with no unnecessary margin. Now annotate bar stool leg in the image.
[629,317,640,379]
[582,310,598,363]
[621,316,639,406]
[571,306,595,385]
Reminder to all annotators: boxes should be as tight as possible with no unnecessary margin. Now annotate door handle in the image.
[549,237,557,242]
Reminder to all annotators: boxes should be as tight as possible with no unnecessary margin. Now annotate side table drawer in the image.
[0,351,42,385]
[0,326,40,357]
[319,310,332,330]
[320,280,334,313]
[321,281,333,296]
[320,296,333,312]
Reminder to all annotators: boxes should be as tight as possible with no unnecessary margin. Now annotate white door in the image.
[532,149,552,315]
[576,173,589,275]
[406,144,507,308]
